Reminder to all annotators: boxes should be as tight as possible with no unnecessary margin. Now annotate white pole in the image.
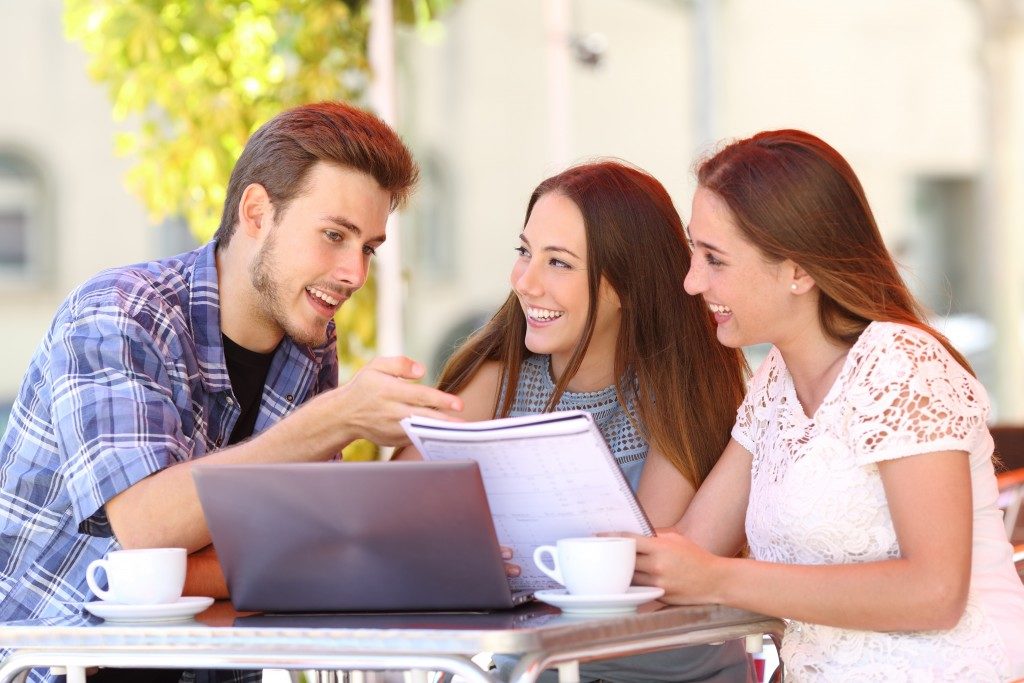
[544,0,572,170]
[370,0,404,356]
[693,0,716,155]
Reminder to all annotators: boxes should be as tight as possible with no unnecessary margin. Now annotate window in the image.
[911,175,978,314]
[0,151,48,284]
[406,151,456,280]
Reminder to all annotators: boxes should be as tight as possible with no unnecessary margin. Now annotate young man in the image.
[0,102,462,636]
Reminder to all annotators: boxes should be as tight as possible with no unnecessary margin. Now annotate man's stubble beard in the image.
[249,228,329,348]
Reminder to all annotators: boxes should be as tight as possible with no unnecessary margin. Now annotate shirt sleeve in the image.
[731,349,778,453]
[48,304,191,537]
[845,324,989,466]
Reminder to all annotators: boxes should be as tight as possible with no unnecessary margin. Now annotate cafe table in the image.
[0,600,785,683]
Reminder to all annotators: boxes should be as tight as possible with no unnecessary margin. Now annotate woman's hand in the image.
[632,529,724,604]
[500,545,521,578]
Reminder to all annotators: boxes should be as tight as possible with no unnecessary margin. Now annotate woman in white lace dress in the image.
[632,130,1024,682]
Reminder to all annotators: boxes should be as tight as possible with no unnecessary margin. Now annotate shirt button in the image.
[286,394,294,403]
[226,396,235,406]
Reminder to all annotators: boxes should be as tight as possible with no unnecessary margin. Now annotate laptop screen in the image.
[193,461,524,612]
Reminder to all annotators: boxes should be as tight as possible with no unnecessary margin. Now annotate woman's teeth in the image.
[527,306,564,321]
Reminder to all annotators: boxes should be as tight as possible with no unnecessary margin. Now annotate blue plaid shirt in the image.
[0,241,337,681]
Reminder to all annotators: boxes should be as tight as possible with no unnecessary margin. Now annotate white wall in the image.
[0,0,153,400]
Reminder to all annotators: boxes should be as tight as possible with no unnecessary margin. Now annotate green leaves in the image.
[65,0,370,236]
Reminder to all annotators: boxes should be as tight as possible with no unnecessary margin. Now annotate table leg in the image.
[48,668,86,683]
[555,661,579,683]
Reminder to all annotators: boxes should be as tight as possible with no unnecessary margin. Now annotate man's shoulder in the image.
[66,244,211,321]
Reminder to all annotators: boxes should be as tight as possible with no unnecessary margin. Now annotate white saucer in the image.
[534,586,665,615]
[83,596,214,624]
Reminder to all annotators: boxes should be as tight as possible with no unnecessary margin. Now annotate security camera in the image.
[570,32,608,68]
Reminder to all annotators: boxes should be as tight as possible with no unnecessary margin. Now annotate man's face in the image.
[248,162,391,347]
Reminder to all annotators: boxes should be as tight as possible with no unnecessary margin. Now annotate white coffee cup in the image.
[85,547,187,605]
[533,537,636,595]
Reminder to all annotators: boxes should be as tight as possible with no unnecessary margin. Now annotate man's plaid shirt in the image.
[0,240,337,682]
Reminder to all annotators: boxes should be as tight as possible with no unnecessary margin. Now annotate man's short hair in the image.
[214,101,418,245]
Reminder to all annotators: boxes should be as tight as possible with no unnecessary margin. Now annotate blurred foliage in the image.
[63,0,454,460]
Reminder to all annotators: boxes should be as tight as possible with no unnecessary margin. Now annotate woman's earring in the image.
[790,283,798,292]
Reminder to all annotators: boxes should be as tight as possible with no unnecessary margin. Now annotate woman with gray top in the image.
[400,160,753,682]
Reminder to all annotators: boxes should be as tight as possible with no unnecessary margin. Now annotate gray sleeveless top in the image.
[502,354,648,491]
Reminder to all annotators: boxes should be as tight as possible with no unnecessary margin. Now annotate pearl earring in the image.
[790,283,798,292]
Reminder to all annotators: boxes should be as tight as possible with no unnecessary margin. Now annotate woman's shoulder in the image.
[848,321,966,381]
[857,320,939,350]
[745,345,786,393]
[456,360,505,421]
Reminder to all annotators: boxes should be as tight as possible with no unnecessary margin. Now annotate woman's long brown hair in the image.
[437,160,748,488]
[697,129,974,374]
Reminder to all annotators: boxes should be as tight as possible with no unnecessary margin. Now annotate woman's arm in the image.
[635,447,696,527]
[392,361,504,461]
[674,438,753,556]
[636,448,972,632]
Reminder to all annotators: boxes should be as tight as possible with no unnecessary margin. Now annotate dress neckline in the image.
[779,324,875,423]
[537,354,617,399]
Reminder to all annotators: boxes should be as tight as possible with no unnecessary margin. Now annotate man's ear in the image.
[237,183,273,239]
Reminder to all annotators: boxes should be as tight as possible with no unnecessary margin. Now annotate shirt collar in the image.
[187,239,335,393]
[189,240,232,393]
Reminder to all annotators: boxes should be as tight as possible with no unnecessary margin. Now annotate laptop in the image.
[192,461,533,613]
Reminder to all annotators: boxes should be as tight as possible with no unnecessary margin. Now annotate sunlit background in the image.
[1,0,1022,439]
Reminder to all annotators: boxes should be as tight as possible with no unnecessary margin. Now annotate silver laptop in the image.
[192,461,533,612]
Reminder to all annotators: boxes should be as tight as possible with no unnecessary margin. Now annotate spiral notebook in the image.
[402,410,654,591]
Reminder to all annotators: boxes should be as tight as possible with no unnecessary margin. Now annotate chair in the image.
[992,424,1024,471]
[994,424,1024,545]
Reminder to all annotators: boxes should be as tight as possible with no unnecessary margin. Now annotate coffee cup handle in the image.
[85,558,113,601]
[533,545,564,585]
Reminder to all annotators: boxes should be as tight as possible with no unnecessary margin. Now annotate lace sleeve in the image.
[845,323,989,466]
[731,349,781,454]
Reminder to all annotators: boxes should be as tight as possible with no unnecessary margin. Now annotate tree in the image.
[64,0,453,458]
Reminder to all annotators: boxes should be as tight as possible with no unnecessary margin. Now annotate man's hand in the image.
[328,356,464,447]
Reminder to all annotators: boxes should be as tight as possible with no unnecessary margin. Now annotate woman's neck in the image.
[778,329,853,418]
[550,349,616,393]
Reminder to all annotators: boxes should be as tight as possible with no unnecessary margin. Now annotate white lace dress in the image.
[734,322,1024,682]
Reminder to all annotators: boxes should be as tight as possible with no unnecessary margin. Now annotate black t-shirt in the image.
[222,334,277,445]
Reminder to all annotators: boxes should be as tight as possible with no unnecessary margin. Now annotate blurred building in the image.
[0,0,1021,422]
[395,0,1023,418]
[0,0,161,432]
